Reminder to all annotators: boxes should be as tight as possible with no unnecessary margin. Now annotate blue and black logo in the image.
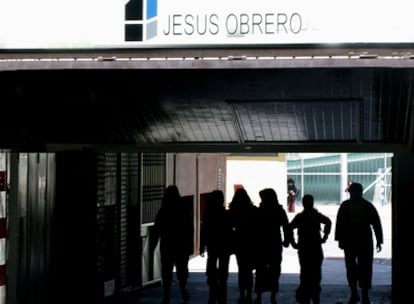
[125,0,158,41]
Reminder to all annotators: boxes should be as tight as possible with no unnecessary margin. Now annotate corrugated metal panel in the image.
[0,68,413,151]
[141,153,166,224]
[134,100,238,143]
[230,99,360,142]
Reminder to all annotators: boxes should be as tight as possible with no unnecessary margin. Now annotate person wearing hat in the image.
[335,182,383,304]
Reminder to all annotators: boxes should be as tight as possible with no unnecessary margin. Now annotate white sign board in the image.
[0,0,413,49]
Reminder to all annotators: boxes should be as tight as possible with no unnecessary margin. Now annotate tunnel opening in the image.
[186,152,392,302]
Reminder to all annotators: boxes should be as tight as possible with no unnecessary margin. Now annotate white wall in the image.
[225,157,287,207]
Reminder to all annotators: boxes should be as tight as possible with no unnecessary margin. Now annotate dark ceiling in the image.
[1,53,414,153]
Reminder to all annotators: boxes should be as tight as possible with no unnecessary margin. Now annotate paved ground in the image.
[132,203,392,304]
[133,271,391,304]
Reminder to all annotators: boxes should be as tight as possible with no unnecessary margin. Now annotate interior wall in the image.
[197,154,227,194]
[6,153,56,304]
[174,154,197,197]
[169,153,228,256]
[226,155,287,206]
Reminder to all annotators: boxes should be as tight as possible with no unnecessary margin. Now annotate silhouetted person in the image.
[228,188,257,304]
[287,178,299,212]
[200,190,232,304]
[335,182,383,304]
[290,194,331,304]
[152,185,194,304]
[253,188,291,304]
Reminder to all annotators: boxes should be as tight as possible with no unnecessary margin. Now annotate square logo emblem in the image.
[125,0,158,41]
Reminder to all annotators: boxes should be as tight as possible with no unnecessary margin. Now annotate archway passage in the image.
[187,152,391,304]
[2,55,412,304]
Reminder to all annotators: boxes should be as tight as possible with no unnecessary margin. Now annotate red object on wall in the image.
[0,265,5,286]
[233,184,244,192]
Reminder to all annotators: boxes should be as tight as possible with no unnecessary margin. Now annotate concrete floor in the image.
[132,266,392,304]
[132,203,392,304]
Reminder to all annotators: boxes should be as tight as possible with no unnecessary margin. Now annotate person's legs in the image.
[269,258,281,304]
[358,248,374,304]
[235,254,246,302]
[310,273,321,304]
[253,265,263,304]
[245,259,254,303]
[209,287,217,304]
[296,284,310,304]
[287,195,293,212]
[160,252,174,304]
[344,249,360,304]
[245,273,253,304]
[236,253,253,303]
[253,291,262,304]
[207,252,219,304]
[270,291,277,304]
[217,254,230,304]
[175,254,190,302]
[361,288,371,304]
[298,251,312,304]
[310,254,322,304]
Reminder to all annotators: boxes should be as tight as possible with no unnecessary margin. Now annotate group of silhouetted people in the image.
[152,182,383,304]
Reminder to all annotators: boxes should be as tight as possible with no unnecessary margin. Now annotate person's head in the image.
[229,188,252,210]
[259,188,278,208]
[348,182,363,199]
[302,194,314,210]
[211,189,224,202]
[207,190,225,211]
[162,185,181,206]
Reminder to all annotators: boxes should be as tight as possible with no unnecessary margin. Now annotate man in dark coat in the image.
[153,185,194,304]
[335,182,383,304]
[290,194,331,304]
